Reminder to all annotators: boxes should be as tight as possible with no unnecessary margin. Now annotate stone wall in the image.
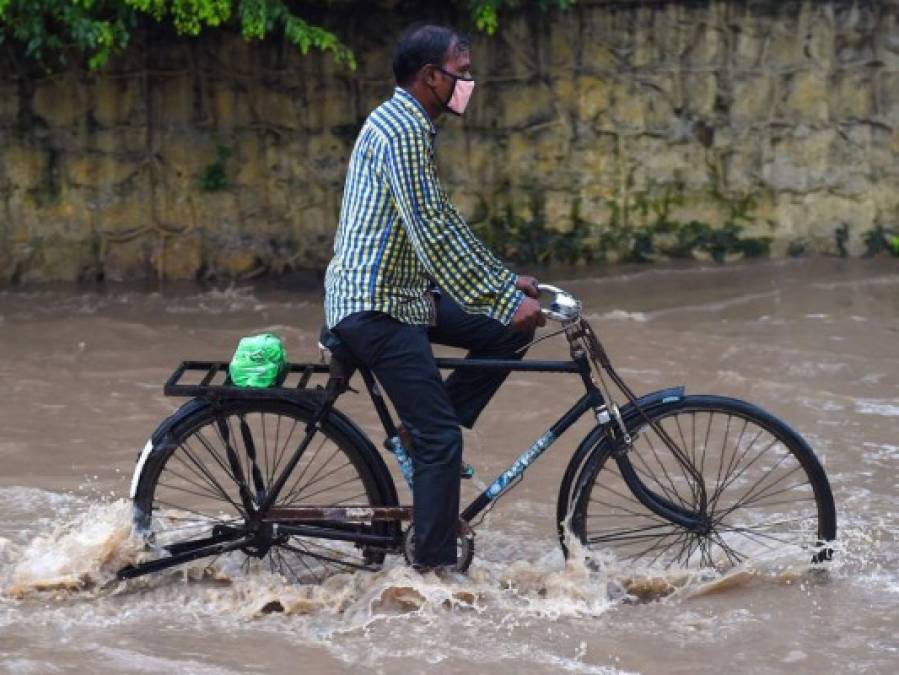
[1,0,898,283]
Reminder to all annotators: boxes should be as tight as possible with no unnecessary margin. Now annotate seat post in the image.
[324,355,356,403]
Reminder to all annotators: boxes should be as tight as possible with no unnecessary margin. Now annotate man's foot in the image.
[397,423,413,450]
[412,563,467,584]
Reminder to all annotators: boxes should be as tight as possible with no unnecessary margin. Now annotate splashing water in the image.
[4,499,142,597]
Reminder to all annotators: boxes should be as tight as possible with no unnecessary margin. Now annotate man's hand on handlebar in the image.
[515,275,540,299]
[510,296,546,332]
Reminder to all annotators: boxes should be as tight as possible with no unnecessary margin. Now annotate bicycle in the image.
[118,285,836,583]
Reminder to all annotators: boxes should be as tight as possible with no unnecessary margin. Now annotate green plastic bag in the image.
[228,333,287,387]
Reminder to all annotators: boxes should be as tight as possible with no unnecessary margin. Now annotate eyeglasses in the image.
[435,65,474,82]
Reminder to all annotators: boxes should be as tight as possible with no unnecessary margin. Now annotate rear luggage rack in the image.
[164,361,331,399]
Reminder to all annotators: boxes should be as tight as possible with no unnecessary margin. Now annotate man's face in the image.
[426,39,472,106]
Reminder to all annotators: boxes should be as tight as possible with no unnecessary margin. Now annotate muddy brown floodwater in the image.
[0,257,896,674]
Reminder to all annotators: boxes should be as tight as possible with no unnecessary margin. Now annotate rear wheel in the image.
[568,395,836,571]
[133,399,397,584]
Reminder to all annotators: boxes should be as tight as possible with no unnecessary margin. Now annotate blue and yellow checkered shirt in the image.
[324,87,523,328]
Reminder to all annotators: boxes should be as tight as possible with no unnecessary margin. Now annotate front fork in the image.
[572,334,711,534]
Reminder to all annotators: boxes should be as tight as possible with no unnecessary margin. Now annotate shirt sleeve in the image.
[383,128,524,325]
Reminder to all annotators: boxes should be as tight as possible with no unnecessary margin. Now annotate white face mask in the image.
[436,67,476,116]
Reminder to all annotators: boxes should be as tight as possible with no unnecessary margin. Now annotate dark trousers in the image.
[332,292,533,566]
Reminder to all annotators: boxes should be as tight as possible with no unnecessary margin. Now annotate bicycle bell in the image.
[537,284,582,322]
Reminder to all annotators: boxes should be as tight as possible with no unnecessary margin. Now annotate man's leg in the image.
[332,311,463,567]
[428,291,536,429]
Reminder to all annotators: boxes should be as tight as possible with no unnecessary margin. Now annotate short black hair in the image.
[392,24,470,86]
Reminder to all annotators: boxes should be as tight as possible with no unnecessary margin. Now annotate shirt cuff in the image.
[489,282,526,326]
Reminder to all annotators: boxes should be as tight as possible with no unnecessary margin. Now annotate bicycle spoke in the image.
[640,426,692,509]
[586,522,682,544]
[169,448,243,514]
[270,417,304,492]
[278,434,330,505]
[277,545,321,584]
[330,491,369,505]
[724,460,802,516]
[239,415,267,503]
[672,416,700,504]
[165,461,233,504]
[713,417,749,509]
[709,434,779,509]
[621,529,685,563]
[711,415,733,509]
[157,480,236,505]
[192,428,239,485]
[289,443,343,497]
[709,530,745,566]
[588,497,670,525]
[153,499,234,524]
[280,541,371,572]
[700,411,713,478]
[282,464,356,504]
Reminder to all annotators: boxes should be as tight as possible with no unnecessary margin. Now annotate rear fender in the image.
[129,398,207,499]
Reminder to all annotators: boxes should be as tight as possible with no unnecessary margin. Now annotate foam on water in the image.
[854,398,899,417]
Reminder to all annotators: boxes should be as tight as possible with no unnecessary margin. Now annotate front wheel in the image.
[567,395,836,572]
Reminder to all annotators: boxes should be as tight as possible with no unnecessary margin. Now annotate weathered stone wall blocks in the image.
[1,0,897,283]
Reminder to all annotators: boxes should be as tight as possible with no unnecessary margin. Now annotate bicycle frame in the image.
[262,347,705,544]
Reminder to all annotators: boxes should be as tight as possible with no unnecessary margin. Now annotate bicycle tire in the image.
[132,398,399,583]
[565,395,836,571]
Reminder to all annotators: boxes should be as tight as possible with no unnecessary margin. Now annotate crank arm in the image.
[117,535,253,580]
[164,525,245,556]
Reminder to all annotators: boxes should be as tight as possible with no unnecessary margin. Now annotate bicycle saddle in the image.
[318,325,357,366]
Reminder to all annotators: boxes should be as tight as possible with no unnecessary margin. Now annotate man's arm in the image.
[442,198,515,281]
[384,128,523,325]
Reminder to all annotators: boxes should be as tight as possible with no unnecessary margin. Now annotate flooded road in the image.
[1,257,896,674]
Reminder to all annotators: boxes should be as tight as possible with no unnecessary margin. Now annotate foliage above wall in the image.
[0,0,576,73]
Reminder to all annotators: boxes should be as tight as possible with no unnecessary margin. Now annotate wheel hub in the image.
[237,520,279,558]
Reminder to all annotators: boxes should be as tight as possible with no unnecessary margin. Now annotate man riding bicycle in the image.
[323,24,545,573]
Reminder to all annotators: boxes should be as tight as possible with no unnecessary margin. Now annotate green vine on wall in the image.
[0,0,577,73]
[199,143,232,192]
[863,225,899,258]
[475,181,775,266]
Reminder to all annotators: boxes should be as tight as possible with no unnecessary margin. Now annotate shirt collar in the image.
[393,87,437,135]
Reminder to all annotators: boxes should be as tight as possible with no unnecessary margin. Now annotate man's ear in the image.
[422,63,441,88]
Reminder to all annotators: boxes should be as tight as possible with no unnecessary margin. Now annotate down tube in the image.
[461,395,594,522]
